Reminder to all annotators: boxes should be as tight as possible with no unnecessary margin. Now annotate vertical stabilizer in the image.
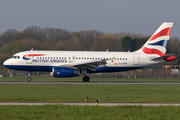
[137,22,173,55]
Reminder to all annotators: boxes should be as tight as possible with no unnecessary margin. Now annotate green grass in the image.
[0,84,180,103]
[1,78,180,119]
[0,105,180,120]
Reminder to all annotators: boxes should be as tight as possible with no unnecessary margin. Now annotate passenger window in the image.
[62,57,63,59]
[69,57,70,59]
[65,57,66,59]
[56,57,58,59]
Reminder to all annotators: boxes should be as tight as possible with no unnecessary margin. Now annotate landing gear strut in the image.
[82,76,90,82]
[27,71,32,82]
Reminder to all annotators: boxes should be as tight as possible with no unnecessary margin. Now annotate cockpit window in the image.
[11,56,20,59]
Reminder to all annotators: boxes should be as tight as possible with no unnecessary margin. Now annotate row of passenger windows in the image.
[11,56,127,61]
[36,57,127,60]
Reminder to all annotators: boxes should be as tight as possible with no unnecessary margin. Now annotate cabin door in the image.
[26,52,33,64]
[133,53,140,65]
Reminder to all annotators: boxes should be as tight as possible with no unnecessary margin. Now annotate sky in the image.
[0,0,180,38]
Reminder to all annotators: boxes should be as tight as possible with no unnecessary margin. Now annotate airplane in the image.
[3,22,176,82]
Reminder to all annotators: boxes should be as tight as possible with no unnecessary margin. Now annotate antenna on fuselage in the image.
[31,48,33,51]
[106,49,108,52]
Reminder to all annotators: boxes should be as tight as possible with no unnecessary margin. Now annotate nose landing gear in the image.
[27,71,32,82]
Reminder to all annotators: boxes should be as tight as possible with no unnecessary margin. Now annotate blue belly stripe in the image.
[4,65,142,73]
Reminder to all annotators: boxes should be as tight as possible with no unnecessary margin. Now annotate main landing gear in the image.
[81,69,90,82]
[27,71,32,82]
[82,76,90,82]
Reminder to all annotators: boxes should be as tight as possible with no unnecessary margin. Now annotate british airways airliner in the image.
[3,22,176,82]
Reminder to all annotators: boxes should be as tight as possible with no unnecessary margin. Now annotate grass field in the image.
[0,105,180,120]
[0,79,180,103]
[1,77,180,119]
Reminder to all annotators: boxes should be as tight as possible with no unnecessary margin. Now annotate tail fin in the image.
[138,22,173,56]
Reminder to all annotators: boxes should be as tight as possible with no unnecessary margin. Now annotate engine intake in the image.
[52,67,79,77]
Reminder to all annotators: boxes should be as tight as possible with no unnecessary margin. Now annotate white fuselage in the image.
[4,50,160,73]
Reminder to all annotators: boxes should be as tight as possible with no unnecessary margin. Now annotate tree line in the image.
[0,26,179,70]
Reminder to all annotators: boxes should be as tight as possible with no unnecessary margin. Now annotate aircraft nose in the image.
[3,59,11,66]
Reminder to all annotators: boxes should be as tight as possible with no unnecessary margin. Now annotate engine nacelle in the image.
[52,67,79,77]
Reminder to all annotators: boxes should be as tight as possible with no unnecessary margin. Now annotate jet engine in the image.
[52,67,79,77]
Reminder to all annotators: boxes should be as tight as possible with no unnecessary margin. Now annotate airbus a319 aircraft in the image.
[3,22,176,82]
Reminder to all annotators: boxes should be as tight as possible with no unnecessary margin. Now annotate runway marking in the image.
[1,103,180,106]
[1,81,180,85]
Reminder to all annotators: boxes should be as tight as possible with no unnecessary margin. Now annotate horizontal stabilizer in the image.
[151,54,175,61]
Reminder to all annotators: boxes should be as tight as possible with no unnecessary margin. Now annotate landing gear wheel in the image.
[27,71,32,82]
[27,78,31,82]
[82,76,90,82]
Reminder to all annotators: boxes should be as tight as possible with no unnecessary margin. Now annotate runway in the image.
[0,81,180,85]
[0,102,180,106]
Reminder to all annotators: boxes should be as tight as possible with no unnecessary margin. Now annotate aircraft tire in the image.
[27,78,31,82]
[82,76,90,82]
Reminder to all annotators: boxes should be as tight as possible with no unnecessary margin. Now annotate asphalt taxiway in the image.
[0,81,180,85]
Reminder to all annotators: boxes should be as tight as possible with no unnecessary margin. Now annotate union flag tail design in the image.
[140,22,173,56]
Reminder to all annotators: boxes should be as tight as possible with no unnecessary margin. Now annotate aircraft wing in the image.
[61,57,114,71]
[72,58,111,71]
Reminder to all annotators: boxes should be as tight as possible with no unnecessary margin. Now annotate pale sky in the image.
[0,0,180,38]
